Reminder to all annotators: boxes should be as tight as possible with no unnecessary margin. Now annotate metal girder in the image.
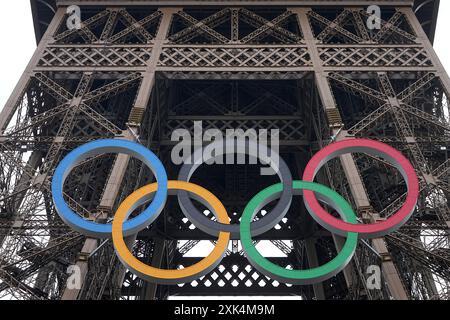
[316,10,354,43]
[328,73,387,104]
[230,8,239,42]
[397,72,437,102]
[372,11,417,43]
[40,73,95,174]
[33,72,73,103]
[387,232,450,280]
[348,104,391,136]
[271,240,292,256]
[239,8,301,44]
[100,10,119,42]
[171,10,230,44]
[83,73,142,105]
[348,98,450,139]
[351,10,371,42]
[391,104,431,173]
[108,10,162,43]
[54,10,111,43]
[78,104,122,135]
[377,72,397,97]
[2,103,70,137]
[178,241,200,255]
[240,10,300,44]
[169,8,231,44]
[401,103,450,132]
[0,233,85,295]
[308,11,364,44]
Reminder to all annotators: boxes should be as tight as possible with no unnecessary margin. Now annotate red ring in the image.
[302,138,419,238]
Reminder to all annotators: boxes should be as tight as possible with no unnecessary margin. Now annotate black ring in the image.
[177,140,293,239]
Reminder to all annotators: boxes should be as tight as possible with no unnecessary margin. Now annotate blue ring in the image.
[51,139,168,238]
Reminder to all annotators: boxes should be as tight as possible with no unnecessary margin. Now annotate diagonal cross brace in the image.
[397,73,437,102]
[360,10,417,43]
[54,10,110,43]
[171,10,230,44]
[169,9,231,43]
[108,10,162,43]
[33,73,74,103]
[308,10,364,44]
[241,10,298,43]
[239,8,301,44]
[328,73,387,104]
[317,9,353,43]
[374,11,417,43]
[82,73,142,105]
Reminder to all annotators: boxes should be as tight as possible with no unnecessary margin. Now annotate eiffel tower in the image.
[0,0,448,300]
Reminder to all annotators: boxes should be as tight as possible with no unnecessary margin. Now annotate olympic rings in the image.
[112,181,230,284]
[302,138,419,238]
[52,137,419,285]
[52,139,168,238]
[178,140,293,238]
[240,181,358,285]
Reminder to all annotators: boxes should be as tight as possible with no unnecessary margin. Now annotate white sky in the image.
[0,1,35,108]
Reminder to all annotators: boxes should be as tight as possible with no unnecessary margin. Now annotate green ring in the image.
[240,181,358,285]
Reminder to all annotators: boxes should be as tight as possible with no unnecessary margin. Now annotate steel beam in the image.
[60,8,177,300]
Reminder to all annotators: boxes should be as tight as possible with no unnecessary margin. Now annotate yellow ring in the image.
[112,181,230,284]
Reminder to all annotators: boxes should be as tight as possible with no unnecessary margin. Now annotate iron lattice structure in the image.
[0,0,448,300]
